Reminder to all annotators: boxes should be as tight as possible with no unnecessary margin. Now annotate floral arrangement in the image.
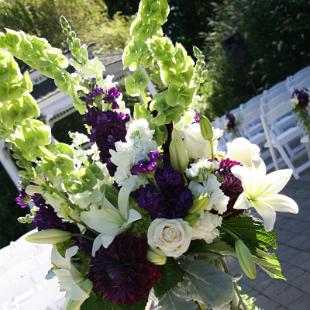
[291,88,310,143]
[0,1,299,309]
[224,112,241,137]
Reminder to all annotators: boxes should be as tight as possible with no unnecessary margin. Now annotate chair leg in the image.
[275,143,299,179]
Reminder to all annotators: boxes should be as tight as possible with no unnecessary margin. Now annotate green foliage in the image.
[292,105,310,138]
[159,290,197,310]
[178,259,233,309]
[81,292,147,310]
[201,0,310,117]
[124,0,198,126]
[253,249,286,280]
[221,216,278,254]
[154,258,184,297]
[0,0,132,54]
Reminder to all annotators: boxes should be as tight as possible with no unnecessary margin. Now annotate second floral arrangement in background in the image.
[0,0,299,309]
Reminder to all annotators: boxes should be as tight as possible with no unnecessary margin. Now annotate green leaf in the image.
[188,240,235,256]
[159,290,197,310]
[81,293,147,310]
[221,216,278,254]
[180,259,233,309]
[253,249,286,280]
[155,258,184,297]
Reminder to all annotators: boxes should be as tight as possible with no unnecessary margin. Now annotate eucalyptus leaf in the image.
[159,290,197,310]
[180,259,233,309]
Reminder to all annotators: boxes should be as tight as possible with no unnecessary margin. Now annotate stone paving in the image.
[240,170,310,310]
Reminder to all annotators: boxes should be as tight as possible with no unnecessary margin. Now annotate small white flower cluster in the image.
[110,119,158,191]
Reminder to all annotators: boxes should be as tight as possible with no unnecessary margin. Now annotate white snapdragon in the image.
[192,212,222,244]
[186,159,219,181]
[147,219,192,258]
[187,161,229,214]
[110,119,157,191]
[226,137,260,167]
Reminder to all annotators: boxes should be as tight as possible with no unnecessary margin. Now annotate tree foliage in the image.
[200,0,310,117]
[0,0,132,53]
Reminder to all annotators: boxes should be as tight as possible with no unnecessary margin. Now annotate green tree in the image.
[201,0,310,117]
[0,0,132,53]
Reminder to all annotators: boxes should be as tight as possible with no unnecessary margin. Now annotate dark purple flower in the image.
[105,87,121,109]
[133,165,193,219]
[225,112,236,130]
[130,151,162,176]
[292,89,309,108]
[80,87,104,105]
[89,234,161,305]
[32,194,78,232]
[85,108,129,174]
[217,158,243,215]
[16,189,31,209]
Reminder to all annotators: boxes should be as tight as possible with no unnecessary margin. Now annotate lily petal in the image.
[231,165,252,193]
[264,169,293,195]
[260,194,298,214]
[254,201,276,231]
[233,193,251,210]
[127,209,142,224]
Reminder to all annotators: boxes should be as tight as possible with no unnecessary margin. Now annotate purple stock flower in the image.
[85,108,130,175]
[31,194,78,232]
[16,189,31,209]
[131,151,162,175]
[217,158,244,215]
[105,87,121,109]
[80,87,104,105]
[89,234,161,305]
[292,89,309,108]
[133,165,193,219]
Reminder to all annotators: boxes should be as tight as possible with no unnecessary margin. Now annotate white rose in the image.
[182,123,223,160]
[147,219,192,258]
[192,212,222,244]
[226,137,260,167]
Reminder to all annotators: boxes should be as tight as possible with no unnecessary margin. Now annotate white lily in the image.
[80,193,141,255]
[51,246,92,309]
[231,158,298,231]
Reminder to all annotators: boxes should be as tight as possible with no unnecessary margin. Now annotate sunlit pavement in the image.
[240,170,310,310]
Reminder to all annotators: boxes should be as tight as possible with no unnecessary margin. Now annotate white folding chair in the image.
[286,66,310,92]
[260,98,310,179]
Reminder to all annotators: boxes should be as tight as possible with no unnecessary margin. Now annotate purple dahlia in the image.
[217,158,243,215]
[84,108,129,174]
[133,165,193,219]
[292,89,309,108]
[89,234,161,305]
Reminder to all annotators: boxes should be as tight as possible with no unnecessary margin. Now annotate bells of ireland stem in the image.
[26,229,72,244]
[169,134,189,174]
[235,239,257,279]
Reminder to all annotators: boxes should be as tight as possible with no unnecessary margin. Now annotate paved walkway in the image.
[240,170,310,310]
